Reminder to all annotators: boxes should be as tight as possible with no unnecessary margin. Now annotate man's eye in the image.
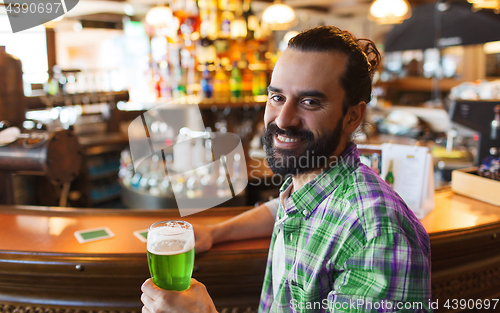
[270,95,285,102]
[301,99,320,107]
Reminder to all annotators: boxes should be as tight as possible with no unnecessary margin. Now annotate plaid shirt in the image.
[258,143,432,312]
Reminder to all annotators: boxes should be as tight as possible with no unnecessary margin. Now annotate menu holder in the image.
[358,143,435,219]
[381,143,435,219]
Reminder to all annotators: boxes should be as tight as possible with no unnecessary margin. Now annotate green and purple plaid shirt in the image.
[259,143,432,312]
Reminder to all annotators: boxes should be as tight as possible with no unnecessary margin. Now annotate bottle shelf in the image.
[198,95,267,109]
[25,90,130,110]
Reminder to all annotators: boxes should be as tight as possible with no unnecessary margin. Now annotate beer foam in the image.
[147,226,195,255]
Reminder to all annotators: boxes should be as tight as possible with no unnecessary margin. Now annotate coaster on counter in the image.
[74,227,115,243]
[133,229,148,243]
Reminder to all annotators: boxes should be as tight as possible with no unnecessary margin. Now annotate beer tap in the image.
[0,127,82,205]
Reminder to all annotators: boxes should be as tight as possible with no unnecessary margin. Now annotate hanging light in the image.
[262,0,296,30]
[368,0,412,24]
[146,4,174,28]
[468,0,500,13]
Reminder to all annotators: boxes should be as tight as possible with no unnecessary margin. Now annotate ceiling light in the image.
[368,0,412,24]
[468,0,500,13]
[262,0,296,31]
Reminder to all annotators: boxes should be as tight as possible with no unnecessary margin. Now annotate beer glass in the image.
[147,220,195,291]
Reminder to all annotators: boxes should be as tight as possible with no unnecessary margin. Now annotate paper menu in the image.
[381,143,435,219]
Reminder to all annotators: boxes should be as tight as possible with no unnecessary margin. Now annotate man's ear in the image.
[342,101,366,134]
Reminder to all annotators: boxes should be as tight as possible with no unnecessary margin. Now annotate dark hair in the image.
[288,26,381,115]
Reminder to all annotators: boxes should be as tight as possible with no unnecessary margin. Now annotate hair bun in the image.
[356,38,381,74]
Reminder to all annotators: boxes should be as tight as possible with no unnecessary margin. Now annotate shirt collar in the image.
[279,143,360,218]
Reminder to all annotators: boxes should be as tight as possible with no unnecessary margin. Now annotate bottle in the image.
[242,65,253,101]
[200,63,214,100]
[185,0,200,34]
[252,53,268,95]
[220,10,233,38]
[385,160,394,188]
[258,68,267,95]
[213,63,230,102]
[242,0,258,38]
[252,69,261,96]
[229,61,242,100]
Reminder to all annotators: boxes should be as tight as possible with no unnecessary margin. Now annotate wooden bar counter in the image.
[1,189,500,313]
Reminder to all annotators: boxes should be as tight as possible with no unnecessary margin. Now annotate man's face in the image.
[263,49,348,176]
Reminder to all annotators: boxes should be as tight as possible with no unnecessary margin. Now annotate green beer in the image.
[147,221,195,291]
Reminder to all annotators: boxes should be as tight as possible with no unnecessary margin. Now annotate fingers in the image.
[141,278,153,293]
[141,293,155,309]
[141,290,156,313]
[141,278,158,294]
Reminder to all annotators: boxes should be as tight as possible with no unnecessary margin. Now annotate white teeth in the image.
[277,135,299,143]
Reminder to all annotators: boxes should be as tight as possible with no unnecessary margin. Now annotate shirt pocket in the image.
[288,282,307,312]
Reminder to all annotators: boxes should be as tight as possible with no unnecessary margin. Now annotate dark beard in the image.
[263,119,343,177]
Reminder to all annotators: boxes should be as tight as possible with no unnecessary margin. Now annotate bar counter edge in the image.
[1,190,500,313]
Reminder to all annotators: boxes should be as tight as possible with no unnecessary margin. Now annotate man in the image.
[141,26,431,313]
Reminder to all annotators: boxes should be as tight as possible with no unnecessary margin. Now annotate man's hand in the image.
[141,278,218,313]
[193,223,215,254]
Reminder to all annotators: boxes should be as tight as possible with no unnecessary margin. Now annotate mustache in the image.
[264,122,314,141]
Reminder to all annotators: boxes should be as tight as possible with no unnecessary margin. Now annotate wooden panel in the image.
[430,222,500,312]
[0,206,268,311]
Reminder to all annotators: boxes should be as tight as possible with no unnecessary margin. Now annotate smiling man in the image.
[141,26,432,313]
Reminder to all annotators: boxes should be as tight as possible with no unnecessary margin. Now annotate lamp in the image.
[146,4,174,28]
[262,0,296,30]
[467,0,500,13]
[368,0,412,24]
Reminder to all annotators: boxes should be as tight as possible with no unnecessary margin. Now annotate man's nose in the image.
[275,101,300,129]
